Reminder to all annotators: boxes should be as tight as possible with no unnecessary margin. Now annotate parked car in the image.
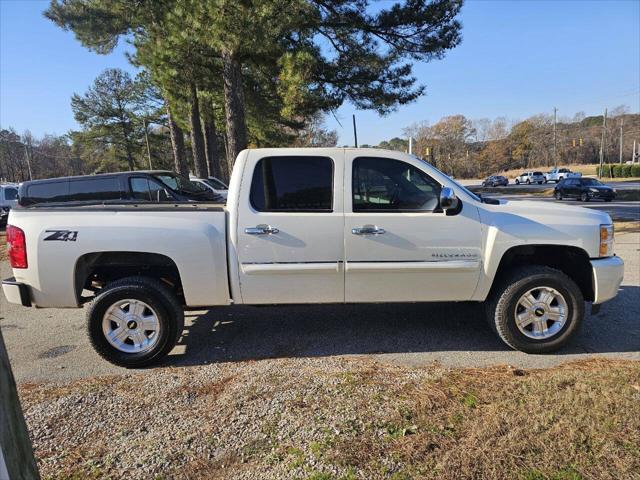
[0,183,19,226]
[544,168,581,183]
[515,171,545,184]
[3,148,623,367]
[190,176,229,200]
[17,170,222,207]
[482,175,509,187]
[554,177,616,202]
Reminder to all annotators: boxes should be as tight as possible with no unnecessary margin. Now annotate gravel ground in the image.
[19,357,640,479]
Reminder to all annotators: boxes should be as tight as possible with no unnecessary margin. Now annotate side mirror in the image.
[439,187,459,211]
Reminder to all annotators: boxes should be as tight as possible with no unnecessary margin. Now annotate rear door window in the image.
[250,156,333,212]
[68,177,122,202]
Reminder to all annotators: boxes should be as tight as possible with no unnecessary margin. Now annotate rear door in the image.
[235,151,344,304]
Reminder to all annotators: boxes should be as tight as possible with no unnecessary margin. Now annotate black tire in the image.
[605,198,612,202]
[526,179,531,184]
[554,191,562,200]
[515,179,520,185]
[86,276,184,368]
[580,192,589,202]
[485,266,584,353]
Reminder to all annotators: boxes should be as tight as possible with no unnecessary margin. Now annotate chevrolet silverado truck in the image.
[2,148,624,367]
[544,167,581,183]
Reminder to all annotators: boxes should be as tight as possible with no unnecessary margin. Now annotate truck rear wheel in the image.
[86,276,184,368]
[486,266,584,353]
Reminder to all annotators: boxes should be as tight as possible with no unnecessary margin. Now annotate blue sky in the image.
[1,0,639,146]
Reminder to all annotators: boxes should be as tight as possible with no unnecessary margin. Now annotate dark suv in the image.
[553,177,616,202]
[18,170,221,207]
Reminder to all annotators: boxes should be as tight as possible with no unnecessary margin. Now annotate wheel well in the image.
[492,245,594,301]
[75,252,183,304]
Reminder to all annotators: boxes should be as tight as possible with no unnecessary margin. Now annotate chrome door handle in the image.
[352,225,385,235]
[245,224,279,235]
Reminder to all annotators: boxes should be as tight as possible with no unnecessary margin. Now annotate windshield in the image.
[205,178,228,190]
[202,178,229,190]
[414,156,482,202]
[4,187,17,200]
[581,178,603,186]
[154,173,208,194]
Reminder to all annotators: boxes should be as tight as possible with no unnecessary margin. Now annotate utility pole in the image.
[23,144,33,181]
[598,108,607,178]
[618,118,624,164]
[408,136,413,155]
[633,140,637,164]
[553,107,557,168]
[143,118,153,170]
[352,114,358,148]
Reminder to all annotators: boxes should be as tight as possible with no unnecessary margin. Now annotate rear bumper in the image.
[2,278,31,307]
[591,256,624,305]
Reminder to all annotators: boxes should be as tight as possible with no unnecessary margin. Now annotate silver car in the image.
[0,183,19,225]
[515,171,545,185]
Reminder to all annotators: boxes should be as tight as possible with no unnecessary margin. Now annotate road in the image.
[460,178,640,191]
[484,194,640,221]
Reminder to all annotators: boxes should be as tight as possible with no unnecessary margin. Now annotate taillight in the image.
[7,225,28,268]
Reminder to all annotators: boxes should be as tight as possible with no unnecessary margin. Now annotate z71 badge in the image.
[44,230,78,242]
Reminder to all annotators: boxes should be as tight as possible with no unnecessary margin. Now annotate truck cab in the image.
[2,148,625,367]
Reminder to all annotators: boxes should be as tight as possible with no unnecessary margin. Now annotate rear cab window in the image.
[250,156,334,212]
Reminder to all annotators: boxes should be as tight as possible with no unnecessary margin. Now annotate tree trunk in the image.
[201,99,220,179]
[222,51,248,171]
[1,328,41,479]
[166,103,188,176]
[189,83,208,178]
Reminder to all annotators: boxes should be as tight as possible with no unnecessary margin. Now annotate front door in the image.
[344,153,483,303]
[235,151,344,304]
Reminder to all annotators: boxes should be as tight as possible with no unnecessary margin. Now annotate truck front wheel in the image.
[486,266,584,353]
[86,276,184,368]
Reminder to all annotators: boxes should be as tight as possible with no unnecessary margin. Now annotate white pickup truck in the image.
[2,148,624,367]
[545,167,582,183]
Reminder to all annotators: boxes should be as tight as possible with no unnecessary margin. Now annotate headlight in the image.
[589,188,599,193]
[599,224,614,257]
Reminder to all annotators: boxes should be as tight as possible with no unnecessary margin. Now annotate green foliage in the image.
[46,0,464,156]
[602,163,638,178]
[70,68,165,171]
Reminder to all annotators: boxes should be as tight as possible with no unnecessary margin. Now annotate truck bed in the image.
[6,204,230,308]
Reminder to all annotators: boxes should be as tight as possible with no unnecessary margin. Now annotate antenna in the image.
[352,114,358,148]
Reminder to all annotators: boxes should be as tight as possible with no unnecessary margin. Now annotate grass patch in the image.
[19,358,640,480]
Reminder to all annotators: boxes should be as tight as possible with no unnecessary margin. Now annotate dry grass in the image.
[615,220,640,234]
[19,358,640,480]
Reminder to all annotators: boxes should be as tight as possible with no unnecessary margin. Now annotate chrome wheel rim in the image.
[102,299,161,354]
[514,286,568,340]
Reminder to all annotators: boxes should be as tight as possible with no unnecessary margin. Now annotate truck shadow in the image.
[165,285,640,366]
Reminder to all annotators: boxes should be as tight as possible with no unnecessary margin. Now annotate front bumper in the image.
[2,278,31,307]
[587,190,616,200]
[591,256,624,305]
